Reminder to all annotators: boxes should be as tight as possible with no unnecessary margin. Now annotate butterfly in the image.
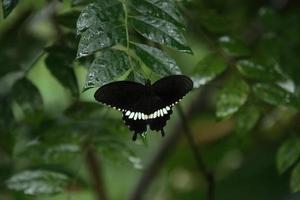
[94,75,193,140]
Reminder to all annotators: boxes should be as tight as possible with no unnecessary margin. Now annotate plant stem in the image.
[122,0,130,50]
[84,144,108,200]
[176,105,215,200]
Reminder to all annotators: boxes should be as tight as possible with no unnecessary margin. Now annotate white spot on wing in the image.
[166,106,170,111]
[138,112,142,120]
[160,109,164,116]
[153,111,157,118]
[163,108,168,114]
[134,113,138,120]
[129,112,135,119]
[125,111,131,116]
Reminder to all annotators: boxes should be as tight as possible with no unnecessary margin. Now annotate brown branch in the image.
[177,105,215,200]
[84,144,108,200]
[129,87,212,200]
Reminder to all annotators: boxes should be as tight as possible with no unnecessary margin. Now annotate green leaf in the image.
[76,1,124,34]
[130,15,192,53]
[253,83,296,106]
[277,139,300,174]
[57,10,81,30]
[77,24,126,58]
[291,162,300,193]
[219,36,250,57]
[199,10,233,33]
[132,43,181,76]
[130,0,185,28]
[127,70,147,84]
[45,42,79,98]
[6,170,69,195]
[235,104,260,136]
[2,0,19,18]
[71,0,93,6]
[237,59,284,81]
[84,50,132,90]
[192,53,227,88]
[216,78,250,118]
[11,78,43,115]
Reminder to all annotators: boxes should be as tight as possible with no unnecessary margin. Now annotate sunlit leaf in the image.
[2,0,19,18]
[277,139,300,174]
[235,104,260,136]
[216,78,250,118]
[76,1,124,34]
[130,15,192,53]
[219,36,250,57]
[6,170,69,195]
[253,83,297,106]
[77,24,126,58]
[84,50,131,90]
[130,0,185,28]
[237,59,284,81]
[132,43,181,76]
[192,53,227,88]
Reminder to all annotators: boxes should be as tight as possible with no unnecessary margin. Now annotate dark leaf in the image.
[237,59,284,81]
[130,0,185,28]
[56,10,81,30]
[84,50,132,90]
[192,53,227,88]
[130,15,192,53]
[71,0,93,6]
[291,162,300,193]
[45,42,79,98]
[132,43,181,76]
[253,83,297,106]
[199,10,233,33]
[2,0,19,18]
[216,78,250,118]
[127,70,147,84]
[11,78,43,115]
[277,139,300,174]
[6,170,69,195]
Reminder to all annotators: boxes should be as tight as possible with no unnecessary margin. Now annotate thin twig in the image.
[84,144,108,200]
[177,105,215,200]
[129,87,211,200]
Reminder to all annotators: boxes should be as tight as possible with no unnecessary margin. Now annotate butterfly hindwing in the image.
[94,81,145,111]
[152,75,193,107]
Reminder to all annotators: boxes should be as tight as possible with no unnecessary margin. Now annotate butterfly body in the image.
[94,75,193,140]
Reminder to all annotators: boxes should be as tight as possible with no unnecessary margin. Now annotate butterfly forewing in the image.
[152,75,193,107]
[94,81,146,111]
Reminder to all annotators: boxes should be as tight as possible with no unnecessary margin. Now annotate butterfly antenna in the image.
[161,129,165,137]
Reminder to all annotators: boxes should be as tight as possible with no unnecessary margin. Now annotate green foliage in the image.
[277,139,300,174]
[76,0,190,89]
[1,0,19,18]
[216,77,250,118]
[192,53,227,87]
[0,0,300,199]
[6,170,69,195]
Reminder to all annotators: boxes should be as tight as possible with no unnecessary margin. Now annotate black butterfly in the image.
[94,75,193,140]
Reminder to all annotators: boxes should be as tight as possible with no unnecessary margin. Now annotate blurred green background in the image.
[1,0,300,200]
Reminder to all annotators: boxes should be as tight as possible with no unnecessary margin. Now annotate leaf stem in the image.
[176,105,215,200]
[122,0,130,50]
